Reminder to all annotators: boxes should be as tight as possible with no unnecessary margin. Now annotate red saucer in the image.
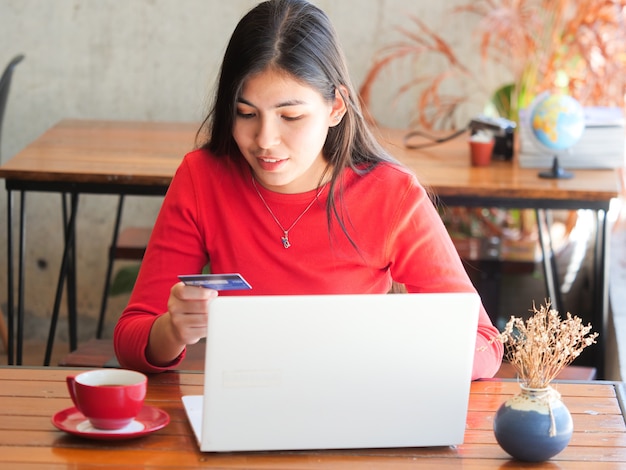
[52,405,169,440]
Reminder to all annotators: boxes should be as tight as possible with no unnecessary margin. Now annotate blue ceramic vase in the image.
[493,385,573,462]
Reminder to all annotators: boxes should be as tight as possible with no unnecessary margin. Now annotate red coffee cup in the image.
[66,369,147,430]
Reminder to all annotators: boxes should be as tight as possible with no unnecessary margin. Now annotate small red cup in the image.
[469,138,495,167]
[66,369,147,430]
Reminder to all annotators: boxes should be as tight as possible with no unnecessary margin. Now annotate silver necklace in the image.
[252,176,324,249]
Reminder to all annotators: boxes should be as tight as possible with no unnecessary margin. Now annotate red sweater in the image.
[114,149,503,377]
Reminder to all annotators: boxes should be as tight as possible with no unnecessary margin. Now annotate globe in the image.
[527,92,585,178]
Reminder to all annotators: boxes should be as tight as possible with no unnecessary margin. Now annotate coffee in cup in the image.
[66,369,147,430]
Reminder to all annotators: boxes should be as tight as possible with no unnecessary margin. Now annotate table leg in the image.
[64,193,78,352]
[44,192,79,366]
[5,190,14,365]
[593,209,608,379]
[17,191,26,365]
[5,190,27,365]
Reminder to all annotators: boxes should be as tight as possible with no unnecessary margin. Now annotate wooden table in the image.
[380,128,618,206]
[0,366,624,468]
[0,120,197,366]
[0,120,619,374]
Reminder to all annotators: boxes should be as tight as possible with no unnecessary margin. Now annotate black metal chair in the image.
[96,198,152,338]
[0,55,25,151]
[0,54,25,355]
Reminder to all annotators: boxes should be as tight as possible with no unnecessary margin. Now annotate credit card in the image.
[178,273,252,291]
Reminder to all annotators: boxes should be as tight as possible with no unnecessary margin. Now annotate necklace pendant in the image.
[281,232,291,249]
[252,176,323,251]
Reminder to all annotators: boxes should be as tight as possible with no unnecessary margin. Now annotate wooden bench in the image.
[60,338,596,380]
[60,338,205,370]
[112,226,151,259]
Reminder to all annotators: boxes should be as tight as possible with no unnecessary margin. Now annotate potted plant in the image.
[489,301,598,462]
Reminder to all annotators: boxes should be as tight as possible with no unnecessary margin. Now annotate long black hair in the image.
[198,0,396,248]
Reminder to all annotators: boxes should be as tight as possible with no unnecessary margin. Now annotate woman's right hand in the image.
[167,281,218,344]
[146,282,218,367]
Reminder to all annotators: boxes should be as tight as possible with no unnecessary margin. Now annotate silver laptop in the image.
[182,292,480,452]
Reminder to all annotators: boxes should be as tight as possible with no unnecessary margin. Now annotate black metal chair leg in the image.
[96,195,126,338]
[536,209,563,311]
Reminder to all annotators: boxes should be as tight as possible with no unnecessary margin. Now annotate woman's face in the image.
[233,68,345,194]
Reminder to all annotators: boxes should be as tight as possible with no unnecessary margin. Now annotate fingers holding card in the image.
[178,273,252,291]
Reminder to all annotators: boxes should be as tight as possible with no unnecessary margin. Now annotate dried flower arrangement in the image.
[493,301,598,389]
[359,0,626,129]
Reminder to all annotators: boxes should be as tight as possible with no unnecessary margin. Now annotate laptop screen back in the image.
[182,292,480,452]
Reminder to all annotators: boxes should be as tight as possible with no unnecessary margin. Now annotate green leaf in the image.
[109,264,141,296]
[489,83,516,120]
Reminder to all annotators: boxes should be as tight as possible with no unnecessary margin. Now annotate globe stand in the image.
[538,155,573,179]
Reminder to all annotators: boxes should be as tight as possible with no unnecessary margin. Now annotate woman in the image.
[114,0,503,378]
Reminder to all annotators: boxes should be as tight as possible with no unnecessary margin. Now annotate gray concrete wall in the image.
[0,0,500,340]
